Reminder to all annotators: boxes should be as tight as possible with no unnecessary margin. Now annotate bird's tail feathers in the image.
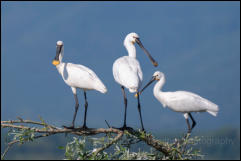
[96,81,108,94]
[207,110,218,117]
[129,87,138,93]
[207,104,219,117]
[206,101,219,117]
[99,87,107,94]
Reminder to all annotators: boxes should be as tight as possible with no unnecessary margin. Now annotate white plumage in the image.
[56,63,107,94]
[138,71,219,133]
[112,33,158,131]
[113,56,143,93]
[52,40,107,129]
[155,91,218,116]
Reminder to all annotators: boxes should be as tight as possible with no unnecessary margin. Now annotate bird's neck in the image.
[124,41,136,58]
[153,76,165,96]
[56,62,65,77]
[59,53,63,63]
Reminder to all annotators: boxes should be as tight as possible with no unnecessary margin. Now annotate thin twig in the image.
[1,142,14,159]
[104,120,111,128]
[1,119,57,130]
[92,131,124,157]
[1,132,55,159]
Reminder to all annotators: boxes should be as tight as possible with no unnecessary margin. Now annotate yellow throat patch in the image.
[52,60,60,66]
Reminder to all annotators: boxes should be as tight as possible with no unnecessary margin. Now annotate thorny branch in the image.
[1,117,183,159]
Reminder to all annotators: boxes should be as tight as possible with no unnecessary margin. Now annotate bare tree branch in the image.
[1,118,179,158]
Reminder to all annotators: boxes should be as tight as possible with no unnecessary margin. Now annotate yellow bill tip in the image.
[52,60,60,66]
[153,62,158,67]
[134,93,139,98]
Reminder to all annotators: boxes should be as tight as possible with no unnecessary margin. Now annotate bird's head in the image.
[57,40,63,46]
[125,32,140,44]
[124,32,158,67]
[135,71,164,98]
[153,71,164,81]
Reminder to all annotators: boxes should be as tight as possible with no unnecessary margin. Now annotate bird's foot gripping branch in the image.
[1,117,203,160]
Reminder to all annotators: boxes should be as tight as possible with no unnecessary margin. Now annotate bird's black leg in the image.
[183,113,196,139]
[63,93,79,129]
[121,86,127,129]
[188,113,196,131]
[185,117,191,134]
[72,94,79,127]
[82,91,88,130]
[185,113,196,134]
[110,86,132,131]
[137,93,145,131]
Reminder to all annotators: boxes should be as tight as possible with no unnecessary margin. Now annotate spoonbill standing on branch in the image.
[136,71,219,133]
[112,33,158,131]
[52,40,107,129]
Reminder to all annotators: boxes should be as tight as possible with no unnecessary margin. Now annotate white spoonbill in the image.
[136,71,219,133]
[112,32,158,131]
[52,40,107,129]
